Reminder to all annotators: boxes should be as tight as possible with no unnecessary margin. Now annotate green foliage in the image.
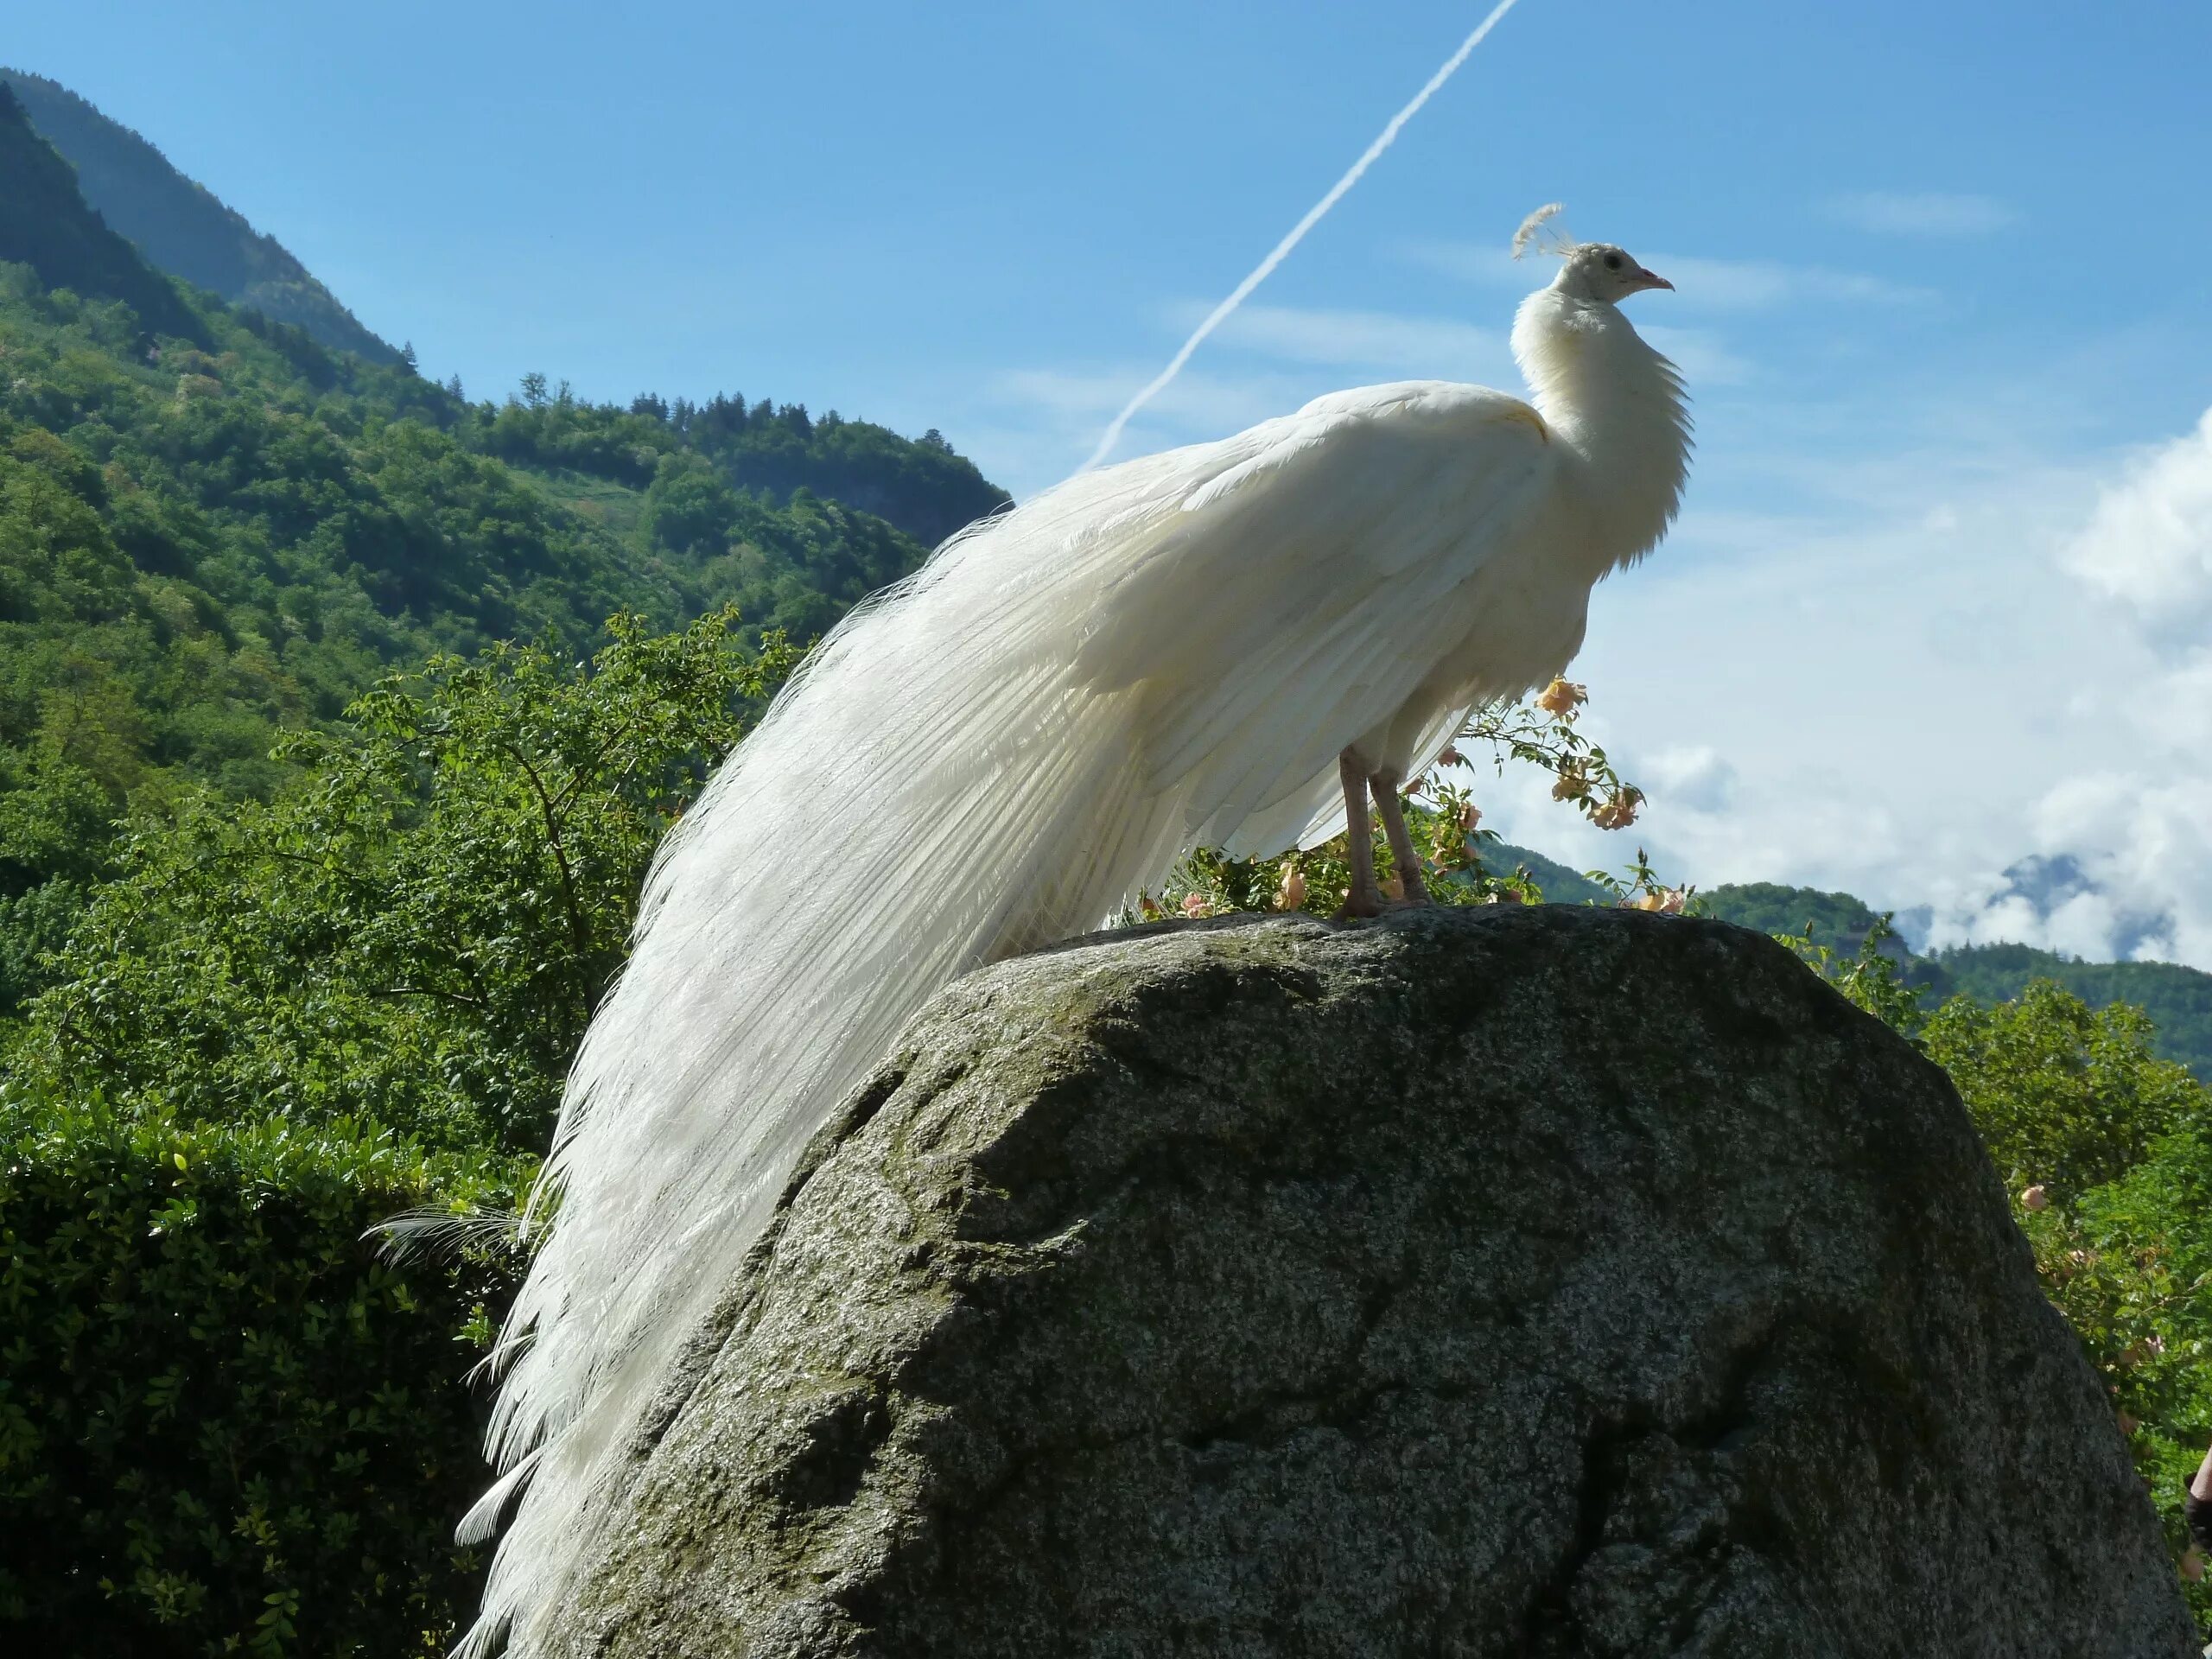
[1937,995,2212,1614]
[1932,943,2212,1086]
[474,387,1007,570]
[12,608,792,1155]
[0,231,993,1013]
[0,611,782,1652]
[1699,880,1890,954]
[1770,913,1928,1037]
[1923,985,2202,1201]
[0,1093,524,1656]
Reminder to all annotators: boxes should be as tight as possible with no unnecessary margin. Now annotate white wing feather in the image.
[464,378,1556,1656]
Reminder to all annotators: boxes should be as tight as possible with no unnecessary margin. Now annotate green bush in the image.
[1924,983,2202,1203]
[0,1093,524,1656]
[10,607,791,1156]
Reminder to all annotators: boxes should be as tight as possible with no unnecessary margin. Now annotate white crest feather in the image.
[1512,201,1577,260]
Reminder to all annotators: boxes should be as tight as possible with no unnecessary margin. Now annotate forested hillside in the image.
[0,83,199,342]
[0,83,1005,1020]
[1699,880,2212,1082]
[3,68,401,364]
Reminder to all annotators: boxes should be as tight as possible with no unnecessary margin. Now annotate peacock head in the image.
[1511,204,1673,305]
[1554,243,1674,305]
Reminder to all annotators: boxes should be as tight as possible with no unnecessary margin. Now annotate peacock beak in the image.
[1632,267,1675,292]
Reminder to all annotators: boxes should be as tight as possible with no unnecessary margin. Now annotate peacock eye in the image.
[1602,253,1622,270]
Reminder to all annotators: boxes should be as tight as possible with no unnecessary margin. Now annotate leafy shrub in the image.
[11,607,792,1154]
[0,1094,524,1656]
[1924,984,2203,1202]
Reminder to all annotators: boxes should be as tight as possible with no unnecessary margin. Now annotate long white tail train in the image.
[463,237,1690,1655]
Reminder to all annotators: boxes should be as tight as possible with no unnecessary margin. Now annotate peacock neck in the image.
[1511,289,1693,576]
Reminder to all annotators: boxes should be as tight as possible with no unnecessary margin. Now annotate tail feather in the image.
[462,389,1536,1654]
[463,478,1210,1654]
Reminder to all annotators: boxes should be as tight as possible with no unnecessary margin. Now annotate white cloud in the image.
[1825,191,2019,237]
[2059,406,2212,636]
[1449,397,2212,966]
[1911,773,2212,966]
[1641,746,1737,813]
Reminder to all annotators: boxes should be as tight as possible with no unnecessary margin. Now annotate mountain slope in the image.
[2,67,400,364]
[0,121,1011,1018]
[1697,880,2212,1083]
[0,82,199,340]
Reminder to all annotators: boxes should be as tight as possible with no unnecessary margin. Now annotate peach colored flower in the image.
[1459,802,1483,832]
[1591,789,1644,830]
[1181,892,1209,918]
[1276,865,1307,912]
[2021,1184,2050,1213]
[1534,678,1587,717]
[1436,746,1465,767]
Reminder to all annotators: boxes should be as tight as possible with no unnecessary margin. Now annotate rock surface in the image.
[550,906,2195,1657]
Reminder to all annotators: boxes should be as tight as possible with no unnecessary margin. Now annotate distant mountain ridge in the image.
[1691,880,2212,1083]
[1478,855,2210,1082]
[0,81,200,340]
[1,67,401,364]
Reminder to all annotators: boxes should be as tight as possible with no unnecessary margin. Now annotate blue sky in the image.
[14,2,2212,962]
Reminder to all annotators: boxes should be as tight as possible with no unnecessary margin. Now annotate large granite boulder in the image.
[549,906,2195,1657]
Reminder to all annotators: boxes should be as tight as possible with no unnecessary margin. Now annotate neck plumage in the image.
[1510,287,1693,575]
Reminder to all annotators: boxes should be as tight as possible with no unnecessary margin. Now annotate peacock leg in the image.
[1370,770,1432,906]
[1333,752,1384,919]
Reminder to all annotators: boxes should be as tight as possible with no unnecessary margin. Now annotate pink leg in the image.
[1370,770,1432,906]
[1333,752,1384,919]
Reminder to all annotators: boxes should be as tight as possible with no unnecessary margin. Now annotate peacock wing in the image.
[1071,379,1556,851]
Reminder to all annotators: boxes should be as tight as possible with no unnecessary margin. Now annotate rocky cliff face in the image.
[545,906,2194,1658]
